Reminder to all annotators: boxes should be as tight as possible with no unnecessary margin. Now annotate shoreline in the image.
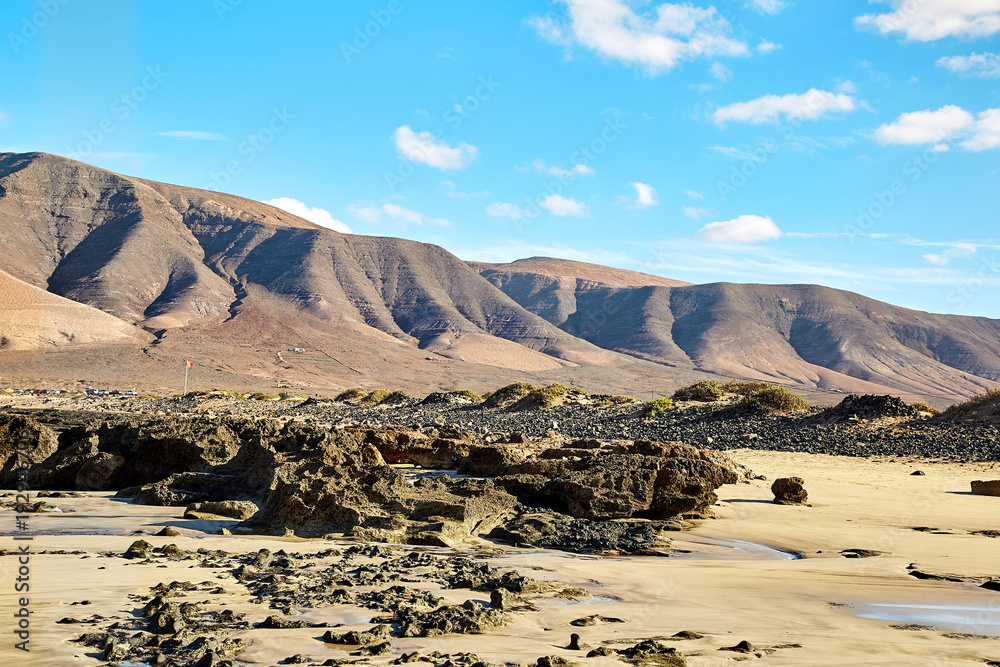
[3,450,999,666]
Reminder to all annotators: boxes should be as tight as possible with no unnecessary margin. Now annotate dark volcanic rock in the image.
[819,395,916,421]
[387,600,507,637]
[489,512,673,555]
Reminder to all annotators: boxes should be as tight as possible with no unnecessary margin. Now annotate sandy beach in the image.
[3,450,997,666]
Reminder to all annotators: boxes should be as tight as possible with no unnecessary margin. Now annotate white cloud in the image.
[0,111,10,124]
[697,214,782,243]
[264,198,351,233]
[685,189,705,199]
[872,105,976,146]
[442,181,491,199]
[746,0,787,15]
[348,201,383,223]
[923,243,978,266]
[710,62,733,82]
[393,125,479,170]
[713,89,857,125]
[855,0,1000,41]
[683,205,713,220]
[962,108,1000,151]
[156,130,228,141]
[937,52,1000,78]
[756,39,782,53]
[347,201,450,226]
[382,202,451,226]
[619,182,659,209]
[836,80,859,95]
[541,194,591,217]
[529,0,750,75]
[529,159,596,178]
[486,202,534,220]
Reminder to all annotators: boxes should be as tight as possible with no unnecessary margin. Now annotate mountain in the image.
[0,152,997,405]
[475,262,1000,402]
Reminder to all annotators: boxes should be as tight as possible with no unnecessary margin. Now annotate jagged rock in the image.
[535,658,569,667]
[184,500,259,520]
[458,446,531,477]
[772,477,808,505]
[389,600,508,637]
[720,640,756,653]
[971,480,1000,497]
[0,414,59,486]
[355,641,392,656]
[75,452,126,491]
[258,615,328,629]
[322,624,390,646]
[156,526,182,537]
[123,540,153,559]
[489,588,516,610]
[363,428,472,469]
[618,640,687,665]
[489,512,673,555]
[570,614,626,627]
[819,394,916,421]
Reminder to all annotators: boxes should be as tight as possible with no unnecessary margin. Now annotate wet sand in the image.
[2,451,998,666]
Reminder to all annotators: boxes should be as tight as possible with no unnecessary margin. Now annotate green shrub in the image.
[642,397,675,418]
[721,381,774,396]
[941,388,1000,421]
[673,381,723,402]
[362,389,391,405]
[334,387,367,403]
[594,394,640,406]
[484,382,539,409]
[735,384,811,414]
[379,390,410,405]
[910,402,939,415]
[248,392,280,401]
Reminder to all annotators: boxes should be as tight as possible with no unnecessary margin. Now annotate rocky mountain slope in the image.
[0,152,998,404]
[475,262,1000,402]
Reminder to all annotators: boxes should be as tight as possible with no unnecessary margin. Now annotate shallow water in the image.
[671,535,801,561]
[853,602,1000,636]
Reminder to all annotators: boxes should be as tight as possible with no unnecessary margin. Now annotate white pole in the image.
[184,362,189,396]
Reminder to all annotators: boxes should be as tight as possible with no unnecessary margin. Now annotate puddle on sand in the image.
[853,603,1000,636]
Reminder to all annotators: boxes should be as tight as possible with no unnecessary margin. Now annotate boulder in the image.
[184,500,259,520]
[971,480,1000,497]
[772,477,808,505]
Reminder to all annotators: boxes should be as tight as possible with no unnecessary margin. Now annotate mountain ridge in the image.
[0,152,997,405]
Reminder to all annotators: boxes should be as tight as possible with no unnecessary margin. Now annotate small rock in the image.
[568,633,582,650]
[720,640,756,653]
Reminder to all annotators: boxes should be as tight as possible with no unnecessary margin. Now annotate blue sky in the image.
[2,0,999,317]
